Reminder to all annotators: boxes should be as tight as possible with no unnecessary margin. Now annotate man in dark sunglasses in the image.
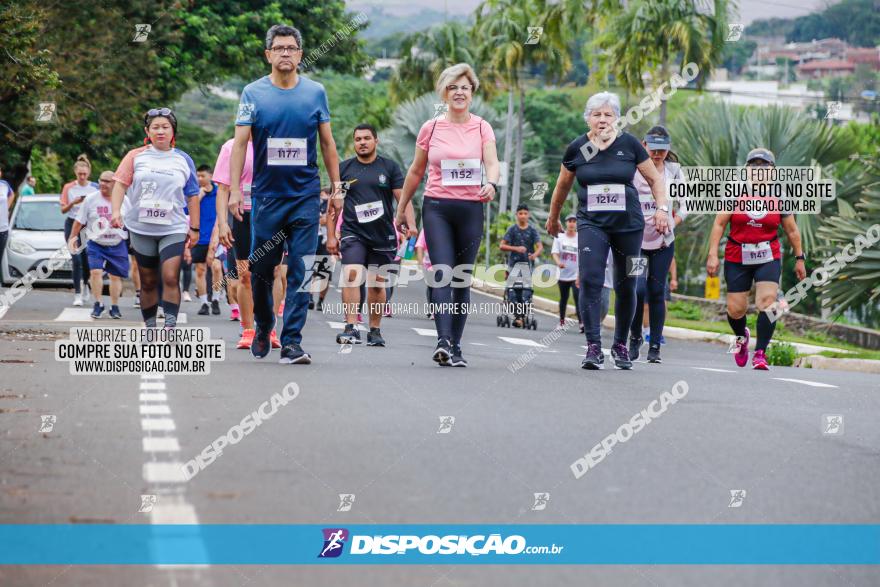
[228,23,342,365]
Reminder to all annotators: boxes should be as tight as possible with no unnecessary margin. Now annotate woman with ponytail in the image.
[60,155,98,306]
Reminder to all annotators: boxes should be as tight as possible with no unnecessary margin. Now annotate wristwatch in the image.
[190,226,200,232]
[795,254,806,261]
[657,205,670,213]
[488,181,498,192]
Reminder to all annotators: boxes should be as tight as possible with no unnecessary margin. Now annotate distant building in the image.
[796,59,856,79]
[845,47,880,71]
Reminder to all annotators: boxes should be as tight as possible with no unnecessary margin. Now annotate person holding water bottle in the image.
[327,123,416,347]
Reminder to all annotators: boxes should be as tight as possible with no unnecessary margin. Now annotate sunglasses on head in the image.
[147,108,173,117]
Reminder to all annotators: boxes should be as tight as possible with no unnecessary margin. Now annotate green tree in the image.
[0,0,371,191]
[593,0,729,124]
[389,22,477,104]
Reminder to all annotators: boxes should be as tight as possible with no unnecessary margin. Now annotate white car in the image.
[1,194,73,286]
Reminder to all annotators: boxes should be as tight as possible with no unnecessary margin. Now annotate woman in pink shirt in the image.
[395,63,500,367]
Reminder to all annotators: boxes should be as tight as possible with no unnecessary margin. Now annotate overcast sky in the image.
[351,0,829,26]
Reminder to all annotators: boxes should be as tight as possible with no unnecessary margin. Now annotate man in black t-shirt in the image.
[326,123,416,346]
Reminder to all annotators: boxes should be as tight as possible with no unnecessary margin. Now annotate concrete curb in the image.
[795,355,880,374]
[471,279,879,373]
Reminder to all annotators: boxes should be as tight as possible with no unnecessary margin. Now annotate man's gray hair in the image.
[265,24,303,50]
[583,92,621,123]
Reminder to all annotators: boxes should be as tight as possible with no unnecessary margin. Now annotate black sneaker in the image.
[449,344,468,367]
[308,299,315,310]
[211,299,221,315]
[336,324,361,344]
[279,343,311,365]
[109,305,122,319]
[611,342,633,370]
[646,344,662,364]
[367,328,385,347]
[628,335,643,362]
[316,301,324,312]
[198,303,210,315]
[581,343,604,370]
[251,325,272,359]
[433,338,452,366]
[90,302,105,319]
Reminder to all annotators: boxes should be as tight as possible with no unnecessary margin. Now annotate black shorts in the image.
[190,244,210,264]
[340,237,395,267]
[315,239,329,256]
[232,211,251,262]
[724,258,781,293]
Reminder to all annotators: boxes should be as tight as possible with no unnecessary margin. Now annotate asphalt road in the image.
[1,282,878,586]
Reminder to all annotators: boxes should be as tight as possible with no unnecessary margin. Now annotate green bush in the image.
[766,342,797,366]
[668,301,702,321]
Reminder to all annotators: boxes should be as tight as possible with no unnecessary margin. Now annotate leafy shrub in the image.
[766,342,797,366]
[668,301,702,321]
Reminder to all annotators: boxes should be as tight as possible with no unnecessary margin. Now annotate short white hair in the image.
[583,92,621,123]
[436,63,480,101]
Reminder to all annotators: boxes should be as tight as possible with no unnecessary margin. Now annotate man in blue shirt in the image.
[192,164,220,316]
[228,24,341,364]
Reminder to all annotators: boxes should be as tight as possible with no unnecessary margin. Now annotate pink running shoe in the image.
[733,327,750,368]
[230,307,240,321]
[752,349,769,370]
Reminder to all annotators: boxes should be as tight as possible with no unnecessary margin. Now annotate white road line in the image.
[470,342,488,346]
[139,381,166,391]
[327,321,367,331]
[142,462,189,483]
[139,392,168,402]
[773,378,839,389]
[693,367,737,373]
[141,373,166,380]
[53,308,96,322]
[581,345,612,355]
[413,327,438,337]
[149,497,199,524]
[499,336,546,347]
[141,418,176,432]
[143,437,181,452]
[140,404,171,416]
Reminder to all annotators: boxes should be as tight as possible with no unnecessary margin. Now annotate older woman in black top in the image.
[546,92,669,370]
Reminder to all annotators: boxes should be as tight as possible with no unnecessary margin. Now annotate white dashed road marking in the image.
[412,327,438,337]
[773,378,839,389]
[499,336,546,347]
[692,367,737,373]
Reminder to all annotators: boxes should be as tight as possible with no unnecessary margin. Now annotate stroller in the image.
[496,268,537,330]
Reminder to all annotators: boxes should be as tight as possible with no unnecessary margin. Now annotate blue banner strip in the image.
[1,525,878,565]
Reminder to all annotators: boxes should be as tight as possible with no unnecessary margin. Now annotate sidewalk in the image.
[470,276,880,375]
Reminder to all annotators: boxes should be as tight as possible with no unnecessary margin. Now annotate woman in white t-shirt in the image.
[628,126,685,364]
[60,155,99,306]
[551,214,581,329]
[111,108,201,329]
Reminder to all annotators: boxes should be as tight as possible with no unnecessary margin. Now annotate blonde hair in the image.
[436,63,480,102]
[73,154,91,174]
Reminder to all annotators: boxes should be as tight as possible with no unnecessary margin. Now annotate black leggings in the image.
[181,259,192,293]
[630,244,675,342]
[558,280,580,322]
[578,227,642,345]
[422,197,484,345]
[64,217,90,293]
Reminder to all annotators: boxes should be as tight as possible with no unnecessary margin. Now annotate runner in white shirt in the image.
[68,171,130,318]
[111,108,201,330]
[0,166,13,276]
[550,214,581,329]
[60,155,99,306]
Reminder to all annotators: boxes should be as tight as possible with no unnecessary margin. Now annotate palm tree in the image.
[473,0,573,212]
[390,22,477,105]
[593,0,729,125]
[672,100,858,289]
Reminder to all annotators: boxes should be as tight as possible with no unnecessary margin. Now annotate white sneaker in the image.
[73,294,83,307]
[157,306,165,319]
[82,286,91,302]
[182,291,192,302]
